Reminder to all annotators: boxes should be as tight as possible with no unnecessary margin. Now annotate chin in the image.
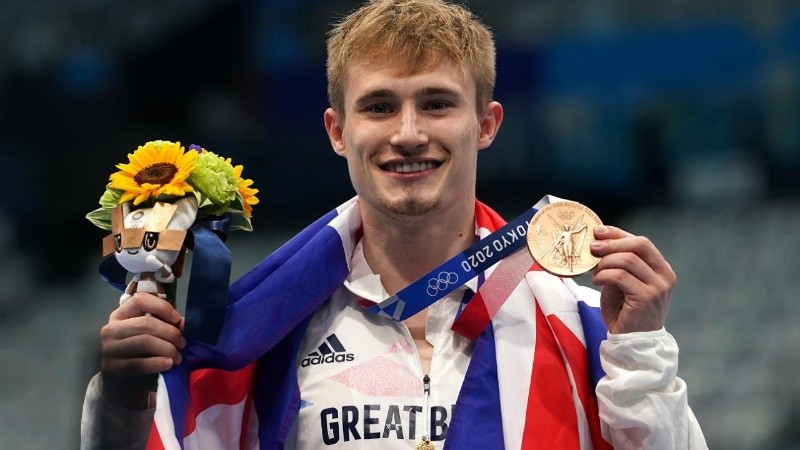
[381,197,439,221]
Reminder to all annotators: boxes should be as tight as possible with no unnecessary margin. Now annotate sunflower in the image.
[109,141,197,206]
[232,163,259,217]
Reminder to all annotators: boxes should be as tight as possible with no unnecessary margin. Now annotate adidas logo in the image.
[301,333,355,367]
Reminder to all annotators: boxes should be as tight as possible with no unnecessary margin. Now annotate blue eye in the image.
[143,232,159,251]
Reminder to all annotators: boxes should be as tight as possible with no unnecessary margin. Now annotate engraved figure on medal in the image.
[551,214,588,272]
[527,201,603,277]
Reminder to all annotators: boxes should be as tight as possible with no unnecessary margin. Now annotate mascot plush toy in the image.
[102,197,197,304]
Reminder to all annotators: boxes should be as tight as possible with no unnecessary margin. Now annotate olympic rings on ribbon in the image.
[426,271,459,296]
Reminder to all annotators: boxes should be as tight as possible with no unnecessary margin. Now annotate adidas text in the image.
[301,353,355,367]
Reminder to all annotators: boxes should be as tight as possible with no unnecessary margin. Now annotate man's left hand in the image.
[590,225,675,334]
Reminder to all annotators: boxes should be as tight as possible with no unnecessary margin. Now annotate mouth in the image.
[380,160,441,174]
[127,250,139,255]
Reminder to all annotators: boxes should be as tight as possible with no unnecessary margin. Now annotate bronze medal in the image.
[526,200,603,277]
[416,439,435,450]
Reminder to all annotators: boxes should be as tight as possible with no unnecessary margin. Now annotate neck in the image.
[359,200,476,296]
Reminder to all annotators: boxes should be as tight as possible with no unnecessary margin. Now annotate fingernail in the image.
[179,337,187,349]
[171,310,182,323]
[590,240,602,250]
[594,225,608,234]
[175,353,183,365]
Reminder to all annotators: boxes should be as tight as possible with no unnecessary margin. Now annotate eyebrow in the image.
[354,89,393,106]
[418,86,460,98]
[354,86,461,106]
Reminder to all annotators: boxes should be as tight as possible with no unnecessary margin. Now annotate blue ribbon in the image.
[367,206,539,321]
[98,255,128,292]
[97,214,232,345]
[182,215,232,345]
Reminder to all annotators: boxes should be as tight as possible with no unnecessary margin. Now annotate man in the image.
[82,0,707,448]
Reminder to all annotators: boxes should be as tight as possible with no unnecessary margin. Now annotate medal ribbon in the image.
[451,248,538,340]
[366,206,539,322]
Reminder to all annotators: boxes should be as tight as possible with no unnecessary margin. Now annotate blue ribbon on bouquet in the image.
[182,215,231,345]
[98,254,129,292]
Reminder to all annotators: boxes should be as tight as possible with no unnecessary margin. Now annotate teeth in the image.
[388,161,436,173]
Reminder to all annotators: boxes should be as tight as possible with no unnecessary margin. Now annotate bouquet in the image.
[87,140,258,344]
[87,140,258,233]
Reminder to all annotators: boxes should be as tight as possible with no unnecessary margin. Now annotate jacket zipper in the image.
[422,374,431,445]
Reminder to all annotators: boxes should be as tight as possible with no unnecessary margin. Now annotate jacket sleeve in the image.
[80,373,155,450]
[595,328,708,449]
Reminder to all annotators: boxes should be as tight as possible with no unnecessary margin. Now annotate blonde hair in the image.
[326,0,496,115]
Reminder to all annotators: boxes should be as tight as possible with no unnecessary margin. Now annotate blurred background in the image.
[0,0,798,448]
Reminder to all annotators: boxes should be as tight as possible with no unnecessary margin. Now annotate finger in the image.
[591,234,672,275]
[101,355,176,378]
[101,315,186,350]
[592,251,657,286]
[102,333,184,365]
[591,267,651,298]
[593,225,633,240]
[592,265,671,304]
[110,292,182,324]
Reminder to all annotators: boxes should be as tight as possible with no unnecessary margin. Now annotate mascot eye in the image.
[114,234,122,253]
[143,232,159,251]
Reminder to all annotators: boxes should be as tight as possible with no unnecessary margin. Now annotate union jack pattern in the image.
[146,196,612,449]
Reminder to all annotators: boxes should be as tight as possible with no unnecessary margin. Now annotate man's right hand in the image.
[99,292,186,409]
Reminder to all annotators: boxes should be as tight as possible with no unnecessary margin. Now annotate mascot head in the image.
[103,196,198,274]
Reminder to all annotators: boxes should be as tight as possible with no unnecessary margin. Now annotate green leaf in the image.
[98,186,124,208]
[227,209,253,232]
[86,207,113,231]
[229,192,245,210]
[194,191,215,209]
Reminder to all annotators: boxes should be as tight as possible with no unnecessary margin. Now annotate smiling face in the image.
[325,55,502,224]
[107,197,197,273]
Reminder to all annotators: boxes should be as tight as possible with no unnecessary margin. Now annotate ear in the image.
[477,101,503,151]
[167,196,199,231]
[145,202,178,231]
[324,108,346,157]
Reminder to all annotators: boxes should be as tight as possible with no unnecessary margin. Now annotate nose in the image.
[389,106,428,152]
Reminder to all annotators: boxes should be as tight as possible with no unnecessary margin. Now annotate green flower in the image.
[188,151,238,214]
